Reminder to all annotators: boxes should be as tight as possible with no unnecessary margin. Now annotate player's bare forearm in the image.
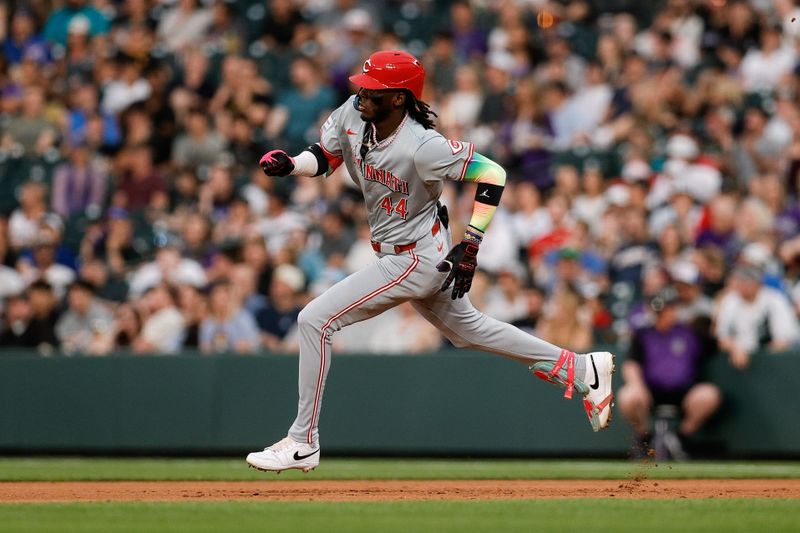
[460,152,507,242]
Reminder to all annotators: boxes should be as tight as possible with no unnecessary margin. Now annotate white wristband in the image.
[291,150,319,177]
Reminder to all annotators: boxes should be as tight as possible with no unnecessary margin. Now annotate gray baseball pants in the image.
[287,223,584,444]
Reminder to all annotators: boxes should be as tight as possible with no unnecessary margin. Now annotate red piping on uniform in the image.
[458,143,475,181]
[307,250,420,443]
[318,140,343,171]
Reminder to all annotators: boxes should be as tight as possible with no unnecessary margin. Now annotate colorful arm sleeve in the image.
[461,152,507,239]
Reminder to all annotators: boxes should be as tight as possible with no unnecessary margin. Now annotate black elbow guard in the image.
[475,183,504,206]
[305,144,329,177]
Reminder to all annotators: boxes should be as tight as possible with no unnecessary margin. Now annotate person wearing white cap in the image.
[670,260,713,329]
[43,0,110,46]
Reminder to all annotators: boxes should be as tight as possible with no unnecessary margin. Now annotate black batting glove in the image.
[437,240,479,299]
[259,150,295,176]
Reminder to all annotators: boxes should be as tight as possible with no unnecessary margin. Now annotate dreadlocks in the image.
[404,91,438,130]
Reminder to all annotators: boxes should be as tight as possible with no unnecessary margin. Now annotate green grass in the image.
[1,457,800,481]
[0,500,798,533]
[3,459,799,532]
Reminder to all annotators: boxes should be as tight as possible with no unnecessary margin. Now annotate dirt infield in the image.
[1,479,799,502]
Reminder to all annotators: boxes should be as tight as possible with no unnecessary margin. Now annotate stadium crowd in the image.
[2,0,800,378]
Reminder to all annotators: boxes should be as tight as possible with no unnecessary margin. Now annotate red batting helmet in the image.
[349,50,425,100]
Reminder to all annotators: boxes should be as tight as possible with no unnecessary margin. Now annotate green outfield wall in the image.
[0,349,797,456]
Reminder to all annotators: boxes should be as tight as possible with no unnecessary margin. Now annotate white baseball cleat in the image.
[246,436,320,473]
[581,351,615,432]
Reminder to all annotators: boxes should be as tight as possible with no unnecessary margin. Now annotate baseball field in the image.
[1,458,799,532]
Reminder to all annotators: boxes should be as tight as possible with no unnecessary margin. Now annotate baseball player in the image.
[246,51,615,473]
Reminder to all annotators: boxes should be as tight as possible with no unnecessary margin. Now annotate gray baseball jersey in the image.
[320,96,474,244]
[285,99,581,445]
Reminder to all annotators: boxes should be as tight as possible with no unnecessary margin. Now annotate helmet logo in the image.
[363,58,372,72]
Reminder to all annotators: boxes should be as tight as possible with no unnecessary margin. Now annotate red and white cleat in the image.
[581,351,615,432]
[530,350,615,432]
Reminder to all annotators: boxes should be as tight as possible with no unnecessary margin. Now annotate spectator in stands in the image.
[509,182,549,251]
[133,284,186,354]
[115,145,168,212]
[716,263,800,370]
[81,207,142,277]
[450,0,487,61]
[2,8,49,65]
[536,284,593,353]
[375,302,444,354]
[740,23,795,94]
[628,263,670,331]
[198,164,237,224]
[227,113,263,179]
[180,213,213,264]
[696,194,741,264]
[211,194,252,246]
[17,231,76,299]
[0,293,34,347]
[439,64,484,136]
[267,55,335,155]
[504,78,555,189]
[128,244,206,298]
[540,81,576,151]
[56,280,115,356]
[208,56,271,118]
[480,261,528,324]
[1,84,57,155]
[171,106,227,170]
[43,0,109,46]
[206,0,244,56]
[50,141,107,219]
[670,260,713,331]
[0,264,25,303]
[572,165,608,229]
[177,284,207,348]
[241,235,273,295]
[261,0,307,49]
[113,302,141,349]
[425,31,458,98]
[200,281,261,354]
[101,54,152,116]
[618,287,721,457]
[156,0,212,53]
[8,181,53,251]
[528,194,575,266]
[228,262,264,316]
[322,8,374,95]
[24,280,60,350]
[653,223,688,273]
[61,15,96,84]
[256,263,304,352]
[255,189,308,255]
[79,257,128,303]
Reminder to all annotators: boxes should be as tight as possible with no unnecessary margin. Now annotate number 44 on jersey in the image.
[380,196,408,219]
